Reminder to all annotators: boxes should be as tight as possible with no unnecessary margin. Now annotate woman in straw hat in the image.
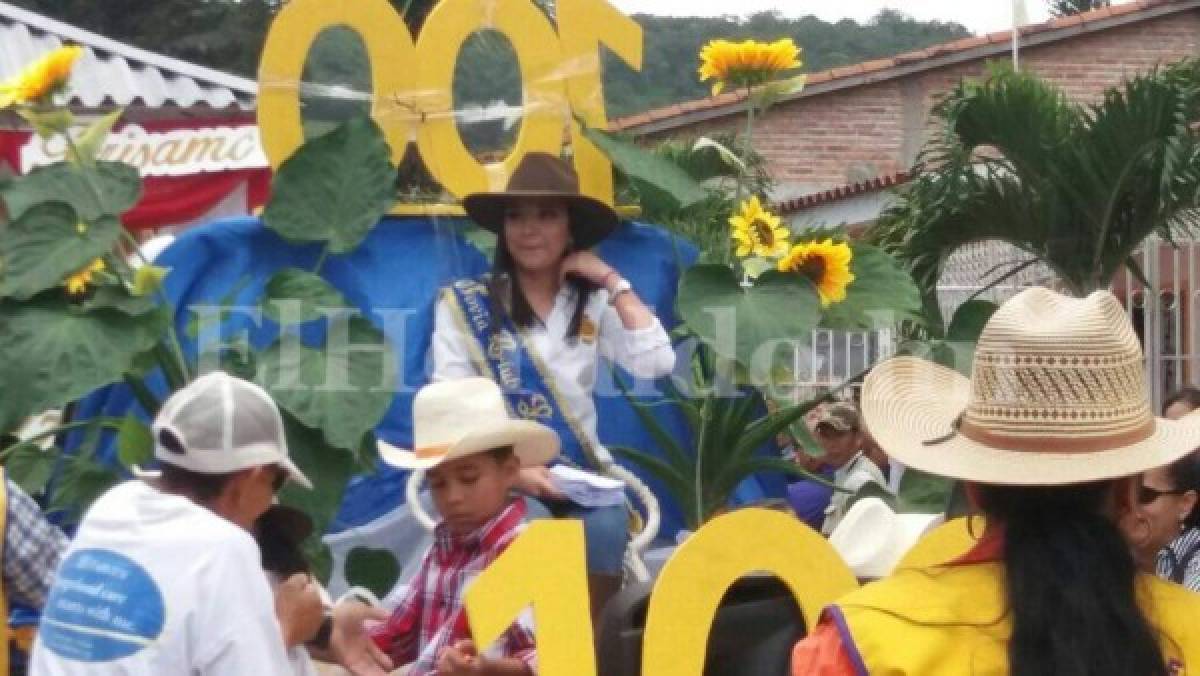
[432,152,675,612]
[791,288,1200,675]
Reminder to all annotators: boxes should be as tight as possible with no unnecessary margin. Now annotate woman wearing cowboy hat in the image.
[792,288,1200,675]
[432,152,675,615]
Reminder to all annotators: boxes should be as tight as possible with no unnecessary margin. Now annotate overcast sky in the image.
[608,1,1060,35]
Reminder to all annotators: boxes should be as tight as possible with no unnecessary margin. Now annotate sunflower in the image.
[698,38,802,95]
[0,46,84,108]
[777,239,855,307]
[64,258,105,296]
[730,196,790,258]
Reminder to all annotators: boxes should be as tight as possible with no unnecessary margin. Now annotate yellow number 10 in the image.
[465,510,860,676]
[257,0,642,209]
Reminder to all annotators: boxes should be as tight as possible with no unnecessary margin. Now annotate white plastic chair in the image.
[404,460,660,583]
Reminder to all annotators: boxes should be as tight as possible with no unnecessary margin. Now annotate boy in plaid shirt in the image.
[370,378,561,676]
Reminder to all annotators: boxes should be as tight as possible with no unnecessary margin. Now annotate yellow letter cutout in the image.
[257,0,638,209]
[464,520,597,676]
[641,509,859,676]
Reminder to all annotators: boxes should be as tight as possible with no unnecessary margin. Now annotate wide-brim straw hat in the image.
[862,287,1200,485]
[378,377,559,471]
[461,152,619,250]
[829,497,943,579]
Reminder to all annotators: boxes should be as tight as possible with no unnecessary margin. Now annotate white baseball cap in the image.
[141,371,312,489]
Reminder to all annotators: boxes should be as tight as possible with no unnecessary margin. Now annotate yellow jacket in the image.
[832,562,1200,675]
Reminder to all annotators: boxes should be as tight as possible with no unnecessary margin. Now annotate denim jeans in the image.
[523,497,629,575]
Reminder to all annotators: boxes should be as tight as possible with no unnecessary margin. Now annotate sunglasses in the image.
[1138,484,1188,505]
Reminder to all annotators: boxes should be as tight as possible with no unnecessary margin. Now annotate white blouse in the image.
[432,285,676,460]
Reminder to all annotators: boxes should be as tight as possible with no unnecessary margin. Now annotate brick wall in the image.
[642,10,1200,199]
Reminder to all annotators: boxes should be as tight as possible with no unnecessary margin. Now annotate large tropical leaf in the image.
[676,265,820,376]
[580,124,708,210]
[263,269,349,325]
[0,296,168,433]
[2,161,141,222]
[262,116,396,254]
[0,204,121,300]
[255,316,396,451]
[275,413,357,545]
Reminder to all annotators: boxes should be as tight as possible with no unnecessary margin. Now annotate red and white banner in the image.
[0,116,271,232]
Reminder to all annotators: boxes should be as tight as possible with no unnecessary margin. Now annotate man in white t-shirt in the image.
[817,402,893,536]
[30,372,322,675]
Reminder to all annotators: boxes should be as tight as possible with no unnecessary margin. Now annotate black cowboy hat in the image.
[462,152,619,249]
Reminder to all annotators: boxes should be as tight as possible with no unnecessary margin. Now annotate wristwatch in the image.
[608,277,633,305]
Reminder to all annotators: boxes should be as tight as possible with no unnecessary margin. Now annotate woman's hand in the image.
[559,250,614,287]
[516,466,566,501]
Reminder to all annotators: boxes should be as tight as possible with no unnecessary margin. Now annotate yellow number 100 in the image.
[257,0,642,209]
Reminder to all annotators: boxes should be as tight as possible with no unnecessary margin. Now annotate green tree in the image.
[1049,0,1111,17]
[871,61,1200,321]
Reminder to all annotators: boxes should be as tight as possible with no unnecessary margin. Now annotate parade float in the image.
[0,0,937,673]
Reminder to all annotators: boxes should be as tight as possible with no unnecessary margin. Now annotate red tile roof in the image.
[776,172,911,214]
[610,0,1195,133]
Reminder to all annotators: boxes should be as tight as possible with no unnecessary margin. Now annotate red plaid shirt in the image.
[370,498,536,674]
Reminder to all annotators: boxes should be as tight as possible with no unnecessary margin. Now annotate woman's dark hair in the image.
[1164,387,1200,415]
[487,207,597,339]
[1163,453,1200,530]
[975,482,1169,676]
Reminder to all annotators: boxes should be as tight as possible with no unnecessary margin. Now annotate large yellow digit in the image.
[257,0,416,169]
[464,520,596,676]
[557,0,642,207]
[413,0,567,199]
[641,509,859,676]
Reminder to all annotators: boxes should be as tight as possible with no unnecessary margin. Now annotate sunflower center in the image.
[798,255,826,282]
[751,218,776,246]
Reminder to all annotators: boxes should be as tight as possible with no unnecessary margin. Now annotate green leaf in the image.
[936,299,999,375]
[132,264,169,297]
[896,467,954,514]
[263,116,396,254]
[263,269,349,325]
[256,317,396,451]
[2,161,141,222]
[0,294,167,433]
[17,108,74,139]
[611,445,695,523]
[72,110,124,165]
[49,453,121,526]
[580,124,707,209]
[345,547,402,600]
[0,203,121,300]
[5,443,57,496]
[821,242,924,330]
[84,285,160,316]
[749,74,807,113]
[116,414,153,469]
[276,413,356,543]
[946,299,998,342]
[677,265,821,376]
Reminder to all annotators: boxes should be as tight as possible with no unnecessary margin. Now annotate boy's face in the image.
[427,452,521,535]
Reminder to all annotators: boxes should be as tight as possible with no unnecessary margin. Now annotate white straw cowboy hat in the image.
[829,497,943,579]
[862,288,1200,485]
[378,377,559,470]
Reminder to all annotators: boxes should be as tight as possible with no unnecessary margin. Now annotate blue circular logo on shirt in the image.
[40,548,165,662]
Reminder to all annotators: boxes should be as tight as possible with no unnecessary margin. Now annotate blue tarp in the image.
[64,215,783,538]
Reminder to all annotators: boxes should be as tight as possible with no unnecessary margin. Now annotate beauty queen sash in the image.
[443,279,601,469]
